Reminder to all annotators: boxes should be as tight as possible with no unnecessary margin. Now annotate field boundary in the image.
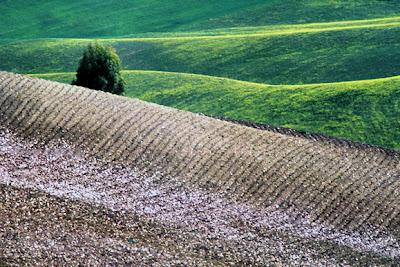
[1,72,399,236]
[218,117,400,157]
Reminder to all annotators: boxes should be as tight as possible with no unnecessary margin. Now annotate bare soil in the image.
[0,128,398,266]
[0,72,399,266]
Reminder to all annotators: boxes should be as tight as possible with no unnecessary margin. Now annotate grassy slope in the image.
[3,0,400,149]
[2,18,400,84]
[1,0,400,39]
[0,0,260,39]
[31,71,400,150]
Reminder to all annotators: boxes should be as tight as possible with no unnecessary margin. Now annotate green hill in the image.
[31,71,400,149]
[3,17,400,84]
[2,0,400,39]
[2,0,400,149]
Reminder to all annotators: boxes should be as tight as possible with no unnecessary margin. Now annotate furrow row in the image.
[0,72,399,236]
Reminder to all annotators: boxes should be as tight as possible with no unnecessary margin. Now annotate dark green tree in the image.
[72,43,125,95]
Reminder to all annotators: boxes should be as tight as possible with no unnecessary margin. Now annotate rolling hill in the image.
[1,0,400,150]
[2,17,400,84]
[1,0,400,39]
[1,1,400,264]
[31,71,400,150]
[1,73,399,265]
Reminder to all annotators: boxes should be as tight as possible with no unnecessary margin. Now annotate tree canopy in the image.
[73,43,125,95]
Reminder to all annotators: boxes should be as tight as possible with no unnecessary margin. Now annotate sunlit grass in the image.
[30,71,400,150]
[3,20,400,84]
[2,0,400,39]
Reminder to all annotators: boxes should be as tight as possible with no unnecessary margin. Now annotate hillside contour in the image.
[2,0,400,39]
[32,71,400,150]
[0,72,399,265]
[1,1,400,158]
[3,17,400,84]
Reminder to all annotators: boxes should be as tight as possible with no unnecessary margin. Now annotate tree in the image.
[72,43,125,95]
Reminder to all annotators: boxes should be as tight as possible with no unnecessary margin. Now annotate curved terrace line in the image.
[5,16,400,44]
[29,70,400,88]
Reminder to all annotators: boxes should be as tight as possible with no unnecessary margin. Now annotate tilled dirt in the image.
[0,128,399,266]
[1,72,400,234]
[1,72,400,266]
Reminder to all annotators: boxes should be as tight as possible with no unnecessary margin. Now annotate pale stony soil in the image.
[1,72,400,266]
[0,128,399,266]
[1,72,399,234]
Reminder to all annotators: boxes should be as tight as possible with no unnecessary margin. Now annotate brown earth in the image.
[0,72,399,265]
